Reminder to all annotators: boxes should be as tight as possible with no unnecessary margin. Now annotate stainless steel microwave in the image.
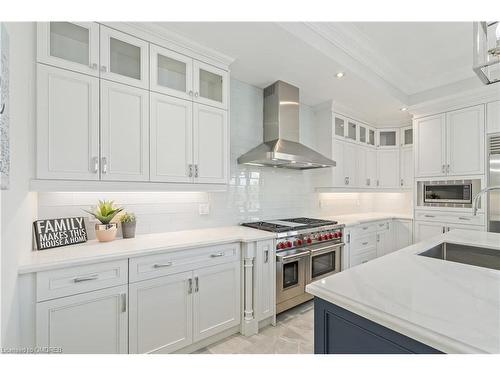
[423,183,472,204]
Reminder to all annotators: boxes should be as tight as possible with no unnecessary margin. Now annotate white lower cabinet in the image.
[129,272,193,354]
[254,240,275,321]
[193,262,240,341]
[376,223,393,257]
[129,258,240,354]
[394,219,413,250]
[414,220,484,242]
[400,147,413,189]
[36,285,128,354]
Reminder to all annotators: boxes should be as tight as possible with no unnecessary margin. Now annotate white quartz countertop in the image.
[323,212,413,227]
[18,226,275,274]
[306,229,500,354]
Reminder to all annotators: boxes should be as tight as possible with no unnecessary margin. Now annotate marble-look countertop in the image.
[18,226,275,274]
[322,212,413,227]
[306,229,500,354]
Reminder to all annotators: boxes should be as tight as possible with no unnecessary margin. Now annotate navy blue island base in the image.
[314,298,442,354]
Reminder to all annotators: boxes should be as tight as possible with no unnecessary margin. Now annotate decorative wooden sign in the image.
[33,217,88,250]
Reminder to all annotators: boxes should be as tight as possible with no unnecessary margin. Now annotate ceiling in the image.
[153,22,480,125]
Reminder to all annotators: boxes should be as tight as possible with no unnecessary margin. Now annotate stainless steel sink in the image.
[418,243,500,271]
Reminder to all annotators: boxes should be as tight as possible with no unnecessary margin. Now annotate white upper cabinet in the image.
[400,147,413,189]
[401,126,413,147]
[415,105,485,178]
[446,105,485,176]
[346,119,358,142]
[414,113,446,177]
[193,104,228,184]
[150,93,193,183]
[342,142,357,187]
[99,26,149,89]
[150,44,193,100]
[193,60,228,110]
[377,128,399,148]
[356,147,368,188]
[365,148,378,188]
[37,64,100,180]
[487,100,500,134]
[100,80,149,181]
[37,22,100,76]
[377,149,400,188]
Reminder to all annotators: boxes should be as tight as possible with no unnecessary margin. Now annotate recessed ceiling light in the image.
[336,72,345,78]
[400,107,408,111]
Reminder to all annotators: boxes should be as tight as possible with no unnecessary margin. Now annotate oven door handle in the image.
[309,243,343,256]
[276,251,310,264]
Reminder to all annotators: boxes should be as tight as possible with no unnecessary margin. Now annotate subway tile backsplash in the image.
[37,79,412,238]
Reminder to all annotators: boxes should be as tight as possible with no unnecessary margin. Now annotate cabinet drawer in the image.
[350,249,377,267]
[351,223,378,236]
[129,243,240,283]
[36,260,128,302]
[351,234,377,255]
[415,211,485,226]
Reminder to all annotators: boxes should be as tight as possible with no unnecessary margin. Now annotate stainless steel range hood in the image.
[237,81,336,170]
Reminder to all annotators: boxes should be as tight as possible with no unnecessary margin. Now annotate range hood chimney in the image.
[237,81,336,170]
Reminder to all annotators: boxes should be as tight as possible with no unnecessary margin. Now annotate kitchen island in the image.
[306,229,500,354]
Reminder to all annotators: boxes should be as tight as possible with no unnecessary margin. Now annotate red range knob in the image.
[338,232,343,238]
[278,242,286,249]
[333,232,339,238]
[286,241,293,248]
[328,233,334,239]
[296,239,303,246]
[319,235,324,241]
[306,238,312,244]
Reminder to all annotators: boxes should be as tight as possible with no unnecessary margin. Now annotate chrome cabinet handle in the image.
[379,223,385,227]
[344,177,349,185]
[101,157,108,174]
[442,226,446,233]
[376,234,380,242]
[362,241,369,246]
[424,214,435,218]
[264,249,269,263]
[194,276,199,292]
[210,252,224,258]
[447,227,451,232]
[188,278,193,294]
[366,178,370,186]
[188,90,193,96]
[400,179,404,186]
[376,180,380,186]
[346,234,351,243]
[0,103,5,114]
[361,260,368,264]
[362,226,368,230]
[91,157,99,173]
[194,92,199,98]
[153,262,173,268]
[90,63,98,70]
[100,65,107,72]
[73,274,99,283]
[194,164,199,178]
[188,164,193,177]
[121,293,127,313]
[458,217,470,221]
[446,164,450,173]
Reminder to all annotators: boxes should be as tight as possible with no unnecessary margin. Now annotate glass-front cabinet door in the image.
[359,125,367,143]
[334,115,346,139]
[99,25,149,89]
[401,126,413,147]
[368,128,376,146]
[193,61,228,110]
[150,44,193,100]
[37,22,100,76]
[347,120,357,141]
[377,129,399,148]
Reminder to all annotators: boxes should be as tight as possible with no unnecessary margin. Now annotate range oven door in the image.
[308,242,342,282]
[276,249,309,304]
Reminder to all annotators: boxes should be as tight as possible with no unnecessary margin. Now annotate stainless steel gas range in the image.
[241,218,344,314]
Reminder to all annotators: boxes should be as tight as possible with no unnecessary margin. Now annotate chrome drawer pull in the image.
[379,223,385,227]
[194,276,199,292]
[187,278,193,294]
[153,262,173,268]
[121,293,127,313]
[424,214,435,218]
[362,226,368,230]
[458,217,470,221]
[362,242,369,246]
[73,274,99,283]
[210,252,224,258]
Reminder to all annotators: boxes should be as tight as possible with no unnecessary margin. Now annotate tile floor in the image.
[195,301,314,354]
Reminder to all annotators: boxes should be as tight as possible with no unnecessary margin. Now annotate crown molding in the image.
[101,22,236,69]
[276,22,409,105]
[408,83,500,118]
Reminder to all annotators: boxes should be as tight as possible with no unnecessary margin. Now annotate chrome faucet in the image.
[472,186,500,215]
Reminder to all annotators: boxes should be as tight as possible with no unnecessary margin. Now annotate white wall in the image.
[1,22,37,347]
[37,79,412,238]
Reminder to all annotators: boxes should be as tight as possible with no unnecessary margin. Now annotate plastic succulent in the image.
[119,212,136,224]
[84,200,124,225]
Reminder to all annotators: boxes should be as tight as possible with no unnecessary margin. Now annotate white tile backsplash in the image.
[37,79,412,237]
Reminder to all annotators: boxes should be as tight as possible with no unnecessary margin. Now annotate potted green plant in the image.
[83,200,123,242]
[120,212,137,239]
